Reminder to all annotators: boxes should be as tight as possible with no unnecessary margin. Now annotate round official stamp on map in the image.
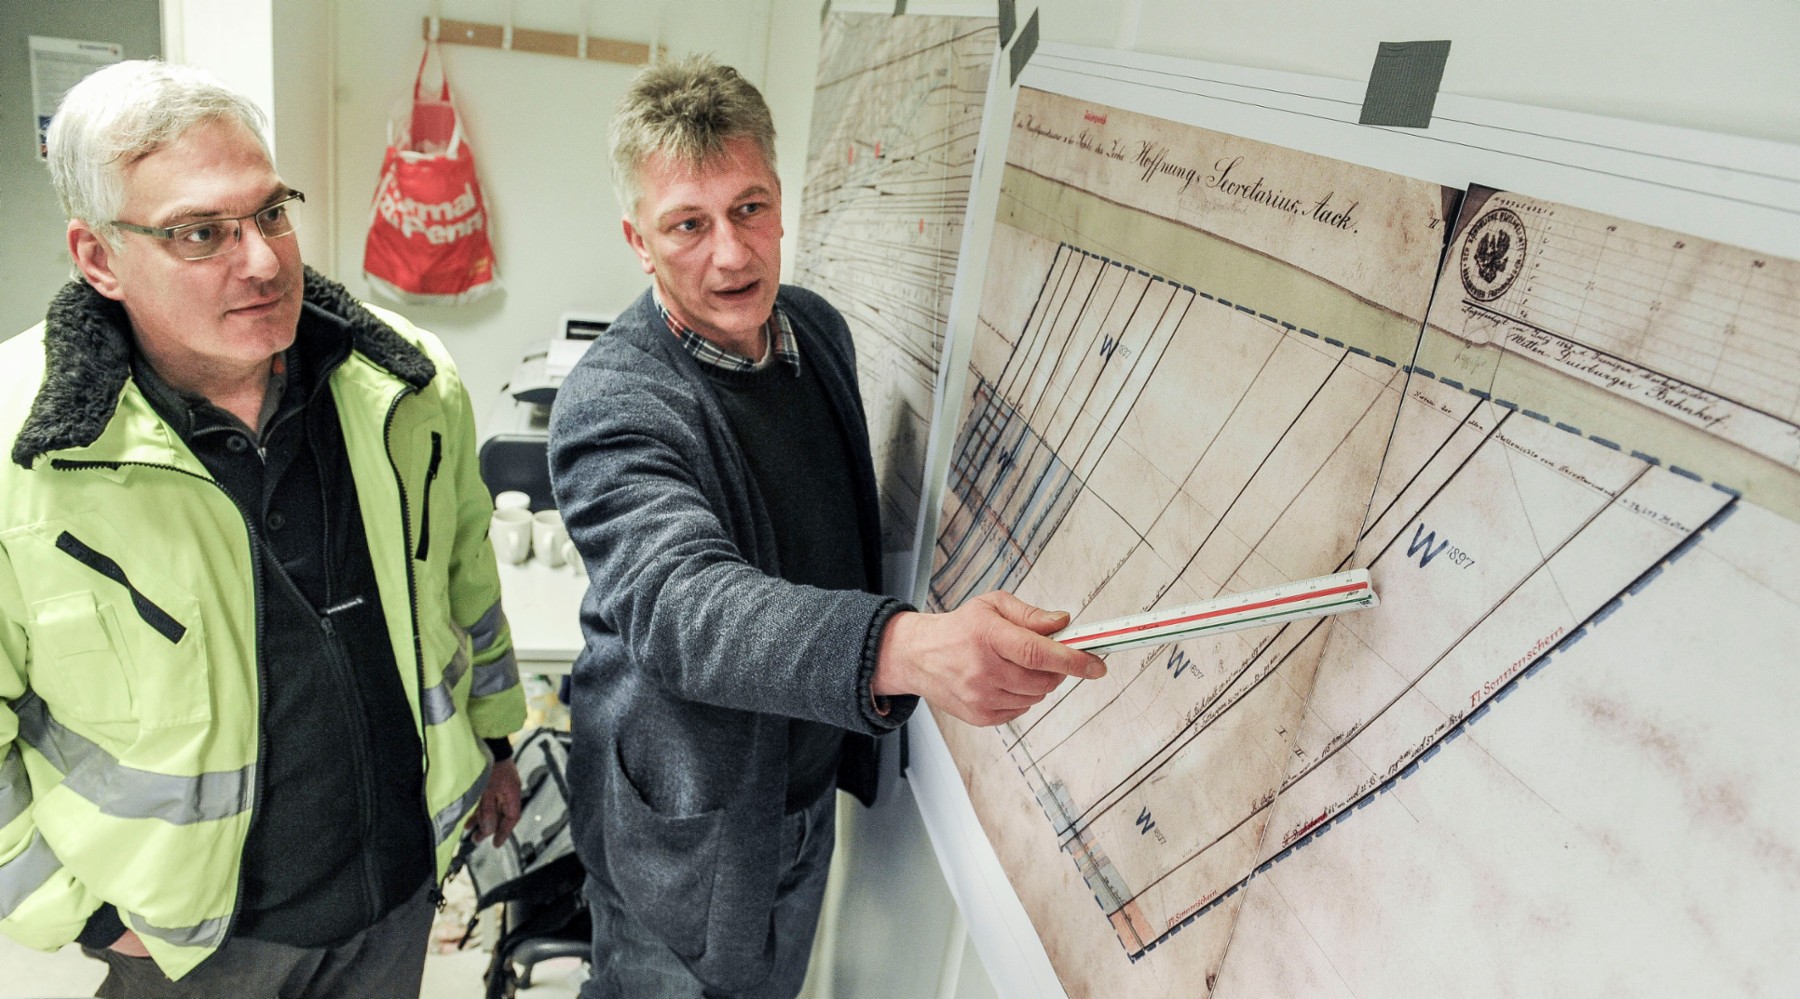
[1460,207,1527,301]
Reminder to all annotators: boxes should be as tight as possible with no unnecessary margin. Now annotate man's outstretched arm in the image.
[872,591,1108,727]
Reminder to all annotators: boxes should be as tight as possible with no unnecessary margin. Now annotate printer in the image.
[478,312,613,511]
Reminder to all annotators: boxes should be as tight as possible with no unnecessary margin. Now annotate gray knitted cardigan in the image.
[547,285,915,992]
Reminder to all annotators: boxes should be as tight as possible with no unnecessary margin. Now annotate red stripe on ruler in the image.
[1058,581,1369,646]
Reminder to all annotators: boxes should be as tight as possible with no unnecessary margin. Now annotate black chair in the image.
[455,728,591,997]
[481,862,589,998]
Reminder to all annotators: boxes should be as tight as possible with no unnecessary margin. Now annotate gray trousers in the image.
[82,881,436,999]
[580,790,836,999]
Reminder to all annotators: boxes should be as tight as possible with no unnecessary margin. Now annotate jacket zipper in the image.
[381,390,443,904]
[51,530,187,643]
[52,458,269,947]
[414,431,442,561]
[54,385,445,921]
[318,605,383,926]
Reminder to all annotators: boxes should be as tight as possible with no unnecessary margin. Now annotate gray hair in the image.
[46,59,271,242]
[609,54,777,222]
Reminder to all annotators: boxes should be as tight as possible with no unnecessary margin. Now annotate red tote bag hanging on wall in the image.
[363,45,500,304]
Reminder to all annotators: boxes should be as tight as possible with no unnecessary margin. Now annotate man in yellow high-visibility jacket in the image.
[0,60,525,996]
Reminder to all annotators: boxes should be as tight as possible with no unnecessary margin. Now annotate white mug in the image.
[532,509,568,567]
[559,536,583,573]
[494,490,532,512]
[489,508,533,565]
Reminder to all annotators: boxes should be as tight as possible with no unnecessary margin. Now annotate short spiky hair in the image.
[609,54,777,221]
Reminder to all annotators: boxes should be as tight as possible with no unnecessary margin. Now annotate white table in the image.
[494,555,586,675]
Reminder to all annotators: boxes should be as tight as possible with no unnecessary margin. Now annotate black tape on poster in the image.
[1009,8,1039,86]
[998,0,1017,48]
[1359,40,1452,128]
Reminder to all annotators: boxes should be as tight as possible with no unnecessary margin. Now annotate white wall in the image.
[160,0,274,138]
[0,0,162,339]
[271,0,335,272]
[325,0,783,433]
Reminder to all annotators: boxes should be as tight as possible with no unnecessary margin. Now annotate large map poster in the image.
[922,77,1800,997]
[795,12,997,553]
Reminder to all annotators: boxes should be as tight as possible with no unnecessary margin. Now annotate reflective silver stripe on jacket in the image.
[0,829,60,920]
[126,909,229,950]
[432,763,491,845]
[471,649,521,698]
[0,746,29,829]
[466,600,506,653]
[12,692,253,825]
[419,646,471,727]
[465,599,520,698]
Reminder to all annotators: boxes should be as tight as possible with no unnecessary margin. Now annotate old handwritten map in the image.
[795,11,996,553]
[925,81,1800,997]
[1205,185,1800,998]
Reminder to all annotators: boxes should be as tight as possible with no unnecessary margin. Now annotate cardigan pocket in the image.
[602,742,723,960]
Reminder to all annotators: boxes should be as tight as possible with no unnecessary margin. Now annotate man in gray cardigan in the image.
[548,56,1105,998]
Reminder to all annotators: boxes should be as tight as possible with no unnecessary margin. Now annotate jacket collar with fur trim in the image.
[12,266,434,468]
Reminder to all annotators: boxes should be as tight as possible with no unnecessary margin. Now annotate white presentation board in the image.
[900,40,1800,999]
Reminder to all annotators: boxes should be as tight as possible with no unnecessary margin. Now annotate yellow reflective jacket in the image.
[0,271,525,979]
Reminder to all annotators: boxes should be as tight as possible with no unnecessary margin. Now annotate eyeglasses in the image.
[112,190,305,261]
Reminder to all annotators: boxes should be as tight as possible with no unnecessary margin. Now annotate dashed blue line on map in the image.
[1667,528,1708,564]
[1384,352,1742,497]
[1112,498,1734,963]
[1628,565,1664,595]
[1111,254,1399,375]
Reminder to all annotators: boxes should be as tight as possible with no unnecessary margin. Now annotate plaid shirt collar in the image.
[655,294,801,377]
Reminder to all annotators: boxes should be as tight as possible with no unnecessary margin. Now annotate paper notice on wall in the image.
[30,36,124,160]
